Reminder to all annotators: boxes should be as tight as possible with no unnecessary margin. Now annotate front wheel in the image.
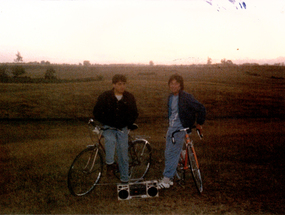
[128,140,152,181]
[67,146,103,196]
[187,144,203,193]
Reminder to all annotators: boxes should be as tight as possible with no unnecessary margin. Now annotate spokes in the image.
[68,147,103,196]
[128,140,151,180]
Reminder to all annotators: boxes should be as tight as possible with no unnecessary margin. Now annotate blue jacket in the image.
[168,90,206,128]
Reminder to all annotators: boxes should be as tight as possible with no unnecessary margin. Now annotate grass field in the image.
[0,64,284,214]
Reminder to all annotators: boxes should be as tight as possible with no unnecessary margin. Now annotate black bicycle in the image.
[67,119,152,196]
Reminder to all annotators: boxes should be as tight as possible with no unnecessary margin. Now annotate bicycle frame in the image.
[88,118,151,181]
[185,132,200,169]
[92,132,105,153]
[177,131,193,174]
[88,119,121,154]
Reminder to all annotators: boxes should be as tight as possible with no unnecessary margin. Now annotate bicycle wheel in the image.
[68,146,103,196]
[187,144,203,193]
[128,140,151,181]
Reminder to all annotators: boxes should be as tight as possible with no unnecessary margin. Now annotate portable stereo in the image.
[117,180,158,200]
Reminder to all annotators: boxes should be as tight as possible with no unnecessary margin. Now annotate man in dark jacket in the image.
[158,73,206,189]
[93,74,138,183]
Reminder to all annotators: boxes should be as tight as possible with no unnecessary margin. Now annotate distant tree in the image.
[83,60,91,66]
[226,60,233,65]
[149,61,154,66]
[207,57,212,65]
[12,65,25,78]
[14,51,23,63]
[221,58,234,65]
[221,58,226,64]
[45,67,57,80]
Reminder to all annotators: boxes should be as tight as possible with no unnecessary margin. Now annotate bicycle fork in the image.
[83,148,99,173]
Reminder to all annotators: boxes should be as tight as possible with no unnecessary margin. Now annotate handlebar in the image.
[88,118,138,134]
[171,126,203,144]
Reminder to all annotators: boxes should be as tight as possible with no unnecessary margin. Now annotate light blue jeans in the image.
[163,128,185,179]
[103,126,129,182]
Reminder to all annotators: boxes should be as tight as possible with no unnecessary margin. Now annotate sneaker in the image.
[158,177,173,189]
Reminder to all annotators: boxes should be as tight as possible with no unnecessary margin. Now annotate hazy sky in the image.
[0,0,284,65]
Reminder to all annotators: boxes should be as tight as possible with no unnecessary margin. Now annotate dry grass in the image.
[0,119,284,214]
[0,64,284,120]
[0,65,284,214]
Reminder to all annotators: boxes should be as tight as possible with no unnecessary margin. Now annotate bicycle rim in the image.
[68,147,103,196]
[129,140,151,181]
[187,144,203,193]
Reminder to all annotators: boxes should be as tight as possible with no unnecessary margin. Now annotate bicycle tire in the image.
[67,146,103,196]
[187,144,203,193]
[128,139,152,181]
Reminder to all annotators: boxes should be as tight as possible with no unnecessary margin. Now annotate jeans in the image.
[103,126,129,182]
[163,127,185,179]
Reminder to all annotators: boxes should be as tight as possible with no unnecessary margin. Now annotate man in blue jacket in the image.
[93,74,138,183]
[158,73,206,189]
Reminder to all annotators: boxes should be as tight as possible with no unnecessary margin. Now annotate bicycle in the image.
[172,126,203,193]
[67,118,152,197]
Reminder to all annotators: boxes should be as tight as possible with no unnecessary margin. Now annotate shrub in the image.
[45,67,57,80]
[12,65,26,78]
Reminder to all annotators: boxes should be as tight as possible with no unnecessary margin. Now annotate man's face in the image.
[113,81,126,95]
[169,79,181,95]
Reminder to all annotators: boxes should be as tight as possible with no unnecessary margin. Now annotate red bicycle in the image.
[172,126,203,193]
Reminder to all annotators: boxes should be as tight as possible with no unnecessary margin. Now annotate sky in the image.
[0,0,285,65]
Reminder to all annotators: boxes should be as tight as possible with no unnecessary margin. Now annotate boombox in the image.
[117,180,159,200]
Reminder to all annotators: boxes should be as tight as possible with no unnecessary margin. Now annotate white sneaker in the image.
[158,177,173,189]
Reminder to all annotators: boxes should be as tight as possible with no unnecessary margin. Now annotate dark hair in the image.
[112,74,127,84]
[168,73,184,91]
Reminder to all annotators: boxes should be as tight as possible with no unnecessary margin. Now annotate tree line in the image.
[0,64,58,83]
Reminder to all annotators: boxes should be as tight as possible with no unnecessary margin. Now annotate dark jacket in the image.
[168,90,206,128]
[93,89,138,129]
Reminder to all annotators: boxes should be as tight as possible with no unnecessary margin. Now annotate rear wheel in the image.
[187,144,203,193]
[128,140,152,181]
[68,146,103,196]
